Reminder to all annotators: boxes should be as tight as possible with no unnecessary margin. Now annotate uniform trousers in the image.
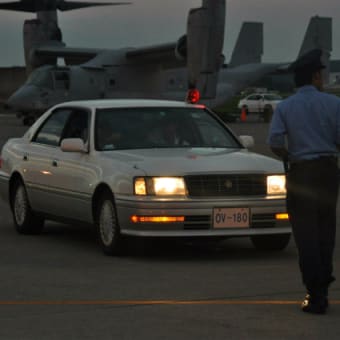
[287,156,338,297]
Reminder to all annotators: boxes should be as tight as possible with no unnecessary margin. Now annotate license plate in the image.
[213,207,250,228]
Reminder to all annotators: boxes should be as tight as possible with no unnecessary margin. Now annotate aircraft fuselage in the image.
[7,57,280,117]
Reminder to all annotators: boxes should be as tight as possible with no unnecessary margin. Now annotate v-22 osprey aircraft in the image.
[0,0,333,124]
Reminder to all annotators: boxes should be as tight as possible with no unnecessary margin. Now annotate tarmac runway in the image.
[0,112,339,340]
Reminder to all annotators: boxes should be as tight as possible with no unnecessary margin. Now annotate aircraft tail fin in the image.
[229,22,263,67]
[298,16,332,83]
[298,16,332,57]
[23,19,65,73]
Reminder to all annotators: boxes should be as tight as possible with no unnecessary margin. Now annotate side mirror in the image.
[239,135,255,149]
[61,138,86,153]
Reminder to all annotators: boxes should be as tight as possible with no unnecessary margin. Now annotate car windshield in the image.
[95,107,241,151]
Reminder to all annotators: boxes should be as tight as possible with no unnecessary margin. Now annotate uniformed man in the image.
[268,49,340,314]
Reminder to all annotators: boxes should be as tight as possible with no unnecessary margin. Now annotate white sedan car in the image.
[0,99,291,255]
[238,93,283,122]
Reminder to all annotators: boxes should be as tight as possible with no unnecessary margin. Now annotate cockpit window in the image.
[25,67,54,89]
[53,71,70,90]
[25,67,71,91]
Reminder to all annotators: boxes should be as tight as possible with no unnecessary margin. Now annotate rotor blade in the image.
[0,1,131,13]
[57,1,131,11]
[0,1,35,12]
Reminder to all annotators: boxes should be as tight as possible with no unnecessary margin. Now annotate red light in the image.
[186,89,200,104]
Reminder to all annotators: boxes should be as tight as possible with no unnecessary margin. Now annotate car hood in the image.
[102,148,284,175]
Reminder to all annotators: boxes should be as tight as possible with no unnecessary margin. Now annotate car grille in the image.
[183,213,276,230]
[184,215,211,229]
[251,213,276,228]
[185,174,266,197]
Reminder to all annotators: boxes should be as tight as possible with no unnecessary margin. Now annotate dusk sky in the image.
[0,0,339,67]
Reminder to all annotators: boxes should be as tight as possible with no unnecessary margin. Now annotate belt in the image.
[290,155,337,165]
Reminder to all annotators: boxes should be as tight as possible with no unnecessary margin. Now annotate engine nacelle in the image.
[186,0,225,99]
[175,35,187,61]
[24,19,63,74]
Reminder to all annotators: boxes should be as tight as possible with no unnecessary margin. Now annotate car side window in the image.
[61,110,90,143]
[32,109,71,146]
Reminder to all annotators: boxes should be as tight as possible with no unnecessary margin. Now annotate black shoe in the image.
[301,294,328,314]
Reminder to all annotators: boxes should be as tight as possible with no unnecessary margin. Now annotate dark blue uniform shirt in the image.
[268,85,340,161]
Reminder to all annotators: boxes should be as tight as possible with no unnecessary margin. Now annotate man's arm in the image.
[267,104,288,160]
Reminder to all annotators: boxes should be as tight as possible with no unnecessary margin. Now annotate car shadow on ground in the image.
[35,221,295,262]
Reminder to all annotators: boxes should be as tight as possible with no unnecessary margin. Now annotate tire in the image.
[11,180,44,234]
[96,192,124,255]
[251,234,291,251]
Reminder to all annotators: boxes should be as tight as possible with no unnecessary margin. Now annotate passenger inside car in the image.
[148,116,190,146]
[62,110,89,144]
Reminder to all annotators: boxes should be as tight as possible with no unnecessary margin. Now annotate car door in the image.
[46,108,97,222]
[25,108,72,215]
[247,95,260,113]
[258,94,265,112]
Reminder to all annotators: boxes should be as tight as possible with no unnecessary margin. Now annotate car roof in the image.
[53,99,205,110]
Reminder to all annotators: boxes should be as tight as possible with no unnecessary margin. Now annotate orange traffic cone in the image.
[240,107,247,122]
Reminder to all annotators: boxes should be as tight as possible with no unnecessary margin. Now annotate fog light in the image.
[275,213,289,220]
[131,215,185,223]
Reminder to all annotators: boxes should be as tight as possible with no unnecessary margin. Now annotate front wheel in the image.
[251,234,291,251]
[11,180,44,234]
[96,193,124,255]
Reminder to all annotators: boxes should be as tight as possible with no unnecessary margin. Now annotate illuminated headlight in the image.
[134,177,187,196]
[267,175,286,195]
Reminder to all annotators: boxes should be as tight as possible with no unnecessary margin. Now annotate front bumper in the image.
[115,195,291,238]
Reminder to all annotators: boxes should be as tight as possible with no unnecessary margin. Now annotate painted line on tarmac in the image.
[0,300,340,306]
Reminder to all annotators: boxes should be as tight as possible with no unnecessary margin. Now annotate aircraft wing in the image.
[33,41,186,69]
[34,42,186,68]
[34,45,108,65]
[125,42,186,68]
